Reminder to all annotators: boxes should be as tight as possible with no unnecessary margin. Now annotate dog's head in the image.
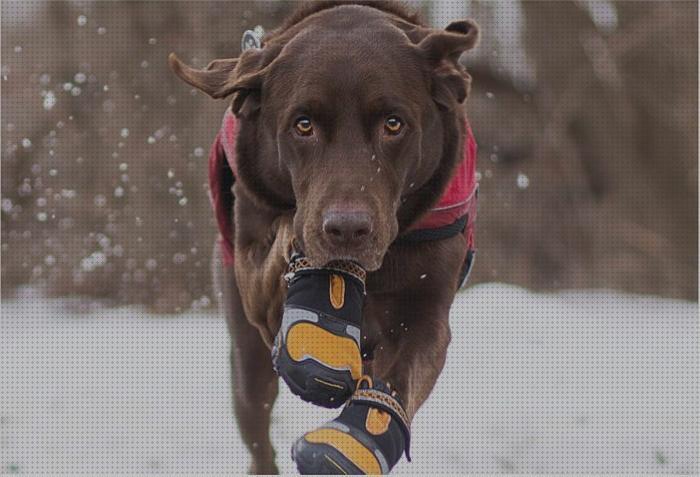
[170,2,478,270]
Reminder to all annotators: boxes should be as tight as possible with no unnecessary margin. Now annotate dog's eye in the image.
[384,116,403,135]
[294,117,314,136]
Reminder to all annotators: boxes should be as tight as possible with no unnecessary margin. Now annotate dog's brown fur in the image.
[172,1,479,473]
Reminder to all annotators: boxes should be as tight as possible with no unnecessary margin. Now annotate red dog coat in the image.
[208,108,478,278]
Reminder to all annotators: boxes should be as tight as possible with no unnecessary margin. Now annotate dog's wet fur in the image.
[171,1,479,473]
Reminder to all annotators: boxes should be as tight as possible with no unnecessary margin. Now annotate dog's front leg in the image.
[369,295,453,421]
[291,291,455,474]
[233,184,294,347]
[291,236,465,474]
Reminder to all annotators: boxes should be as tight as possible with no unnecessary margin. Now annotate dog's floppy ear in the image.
[415,19,480,110]
[169,47,274,117]
[168,54,240,98]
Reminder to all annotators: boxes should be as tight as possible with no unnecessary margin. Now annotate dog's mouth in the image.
[295,235,388,272]
[311,248,386,272]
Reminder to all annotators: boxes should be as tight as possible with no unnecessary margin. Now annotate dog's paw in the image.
[292,377,410,475]
[272,258,365,408]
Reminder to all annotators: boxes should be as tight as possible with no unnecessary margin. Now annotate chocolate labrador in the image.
[169,1,479,473]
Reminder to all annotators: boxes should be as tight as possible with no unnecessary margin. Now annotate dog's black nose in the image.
[322,209,373,245]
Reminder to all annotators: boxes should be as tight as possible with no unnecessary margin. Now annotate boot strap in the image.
[285,254,367,288]
[349,386,412,461]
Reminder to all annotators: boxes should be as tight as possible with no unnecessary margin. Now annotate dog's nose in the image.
[322,209,373,245]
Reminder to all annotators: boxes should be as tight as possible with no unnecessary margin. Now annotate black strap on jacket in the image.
[394,214,468,244]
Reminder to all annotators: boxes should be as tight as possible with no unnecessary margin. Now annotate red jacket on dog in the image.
[209,107,478,274]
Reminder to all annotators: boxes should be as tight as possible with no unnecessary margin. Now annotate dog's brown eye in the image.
[294,117,314,136]
[384,116,403,135]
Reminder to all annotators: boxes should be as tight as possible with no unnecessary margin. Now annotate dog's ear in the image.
[168,47,277,117]
[168,54,241,98]
[414,19,480,110]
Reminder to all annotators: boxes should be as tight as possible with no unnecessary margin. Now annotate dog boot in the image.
[292,376,411,475]
[272,254,366,408]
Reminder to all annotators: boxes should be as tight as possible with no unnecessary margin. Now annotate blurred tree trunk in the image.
[614,1,698,297]
[507,0,697,299]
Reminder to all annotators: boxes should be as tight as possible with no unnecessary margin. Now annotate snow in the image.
[517,172,530,189]
[1,285,697,474]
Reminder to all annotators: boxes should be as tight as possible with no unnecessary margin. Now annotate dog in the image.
[170,1,479,473]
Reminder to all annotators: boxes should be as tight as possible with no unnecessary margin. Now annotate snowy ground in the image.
[1,284,697,474]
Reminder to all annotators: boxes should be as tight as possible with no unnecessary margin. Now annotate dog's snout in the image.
[322,209,373,245]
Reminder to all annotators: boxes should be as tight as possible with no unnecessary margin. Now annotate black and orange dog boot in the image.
[292,377,411,475]
[272,254,366,408]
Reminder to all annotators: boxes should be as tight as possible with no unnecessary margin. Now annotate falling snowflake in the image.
[77,15,87,27]
[42,91,57,110]
[97,235,111,249]
[17,179,32,197]
[516,173,530,189]
[81,251,107,272]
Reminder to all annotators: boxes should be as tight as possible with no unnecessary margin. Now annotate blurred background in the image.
[2,1,696,310]
[1,1,698,474]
